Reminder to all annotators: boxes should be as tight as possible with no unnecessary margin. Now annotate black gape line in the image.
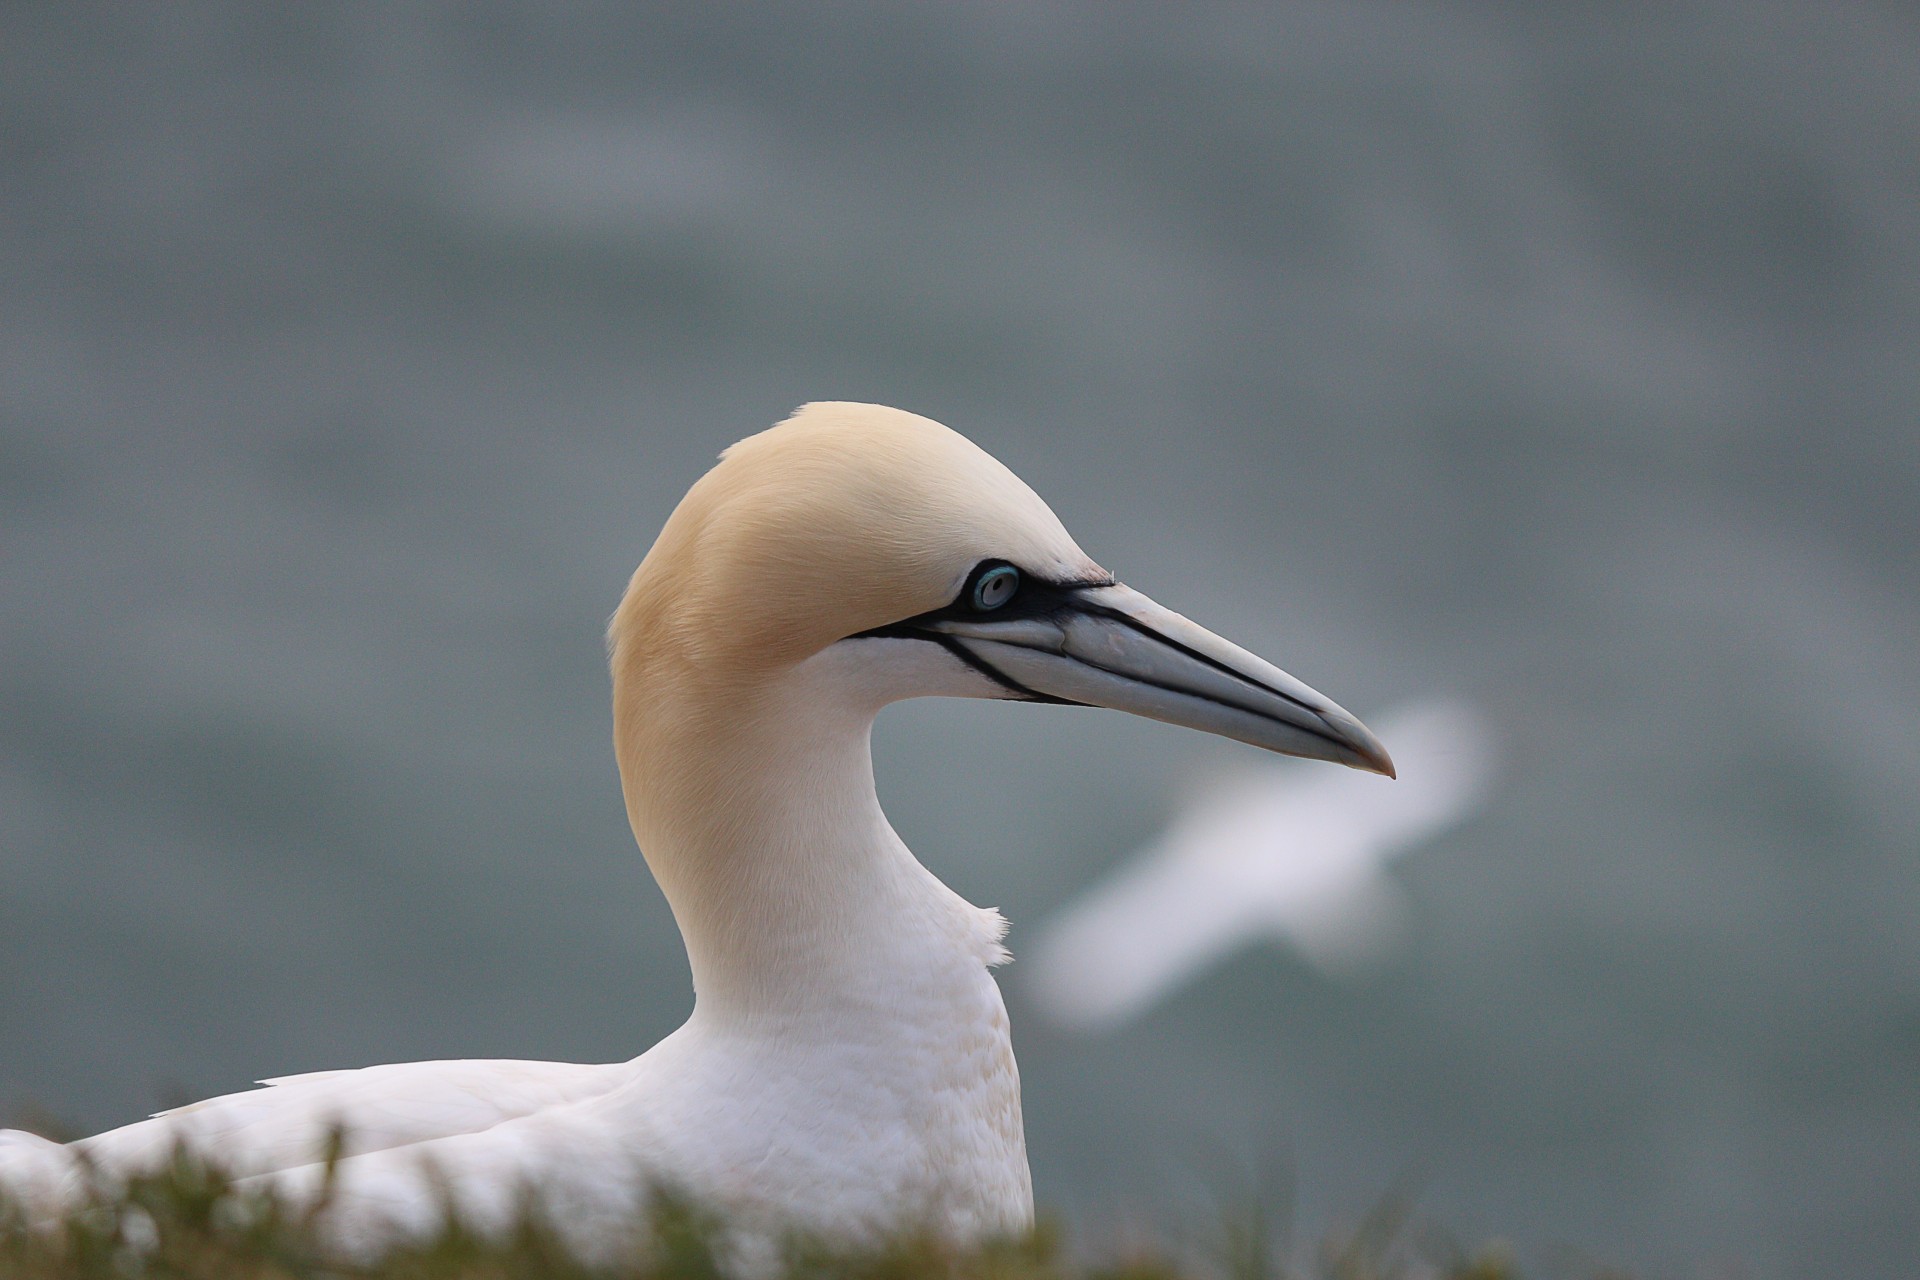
[1068,599,1320,717]
[850,559,1112,703]
[924,633,1079,705]
[851,559,1357,757]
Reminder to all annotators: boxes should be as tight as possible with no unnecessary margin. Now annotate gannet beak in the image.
[918,583,1396,777]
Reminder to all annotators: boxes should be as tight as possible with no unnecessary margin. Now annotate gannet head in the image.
[613,402,1392,776]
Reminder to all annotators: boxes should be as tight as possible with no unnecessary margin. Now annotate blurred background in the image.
[2,4,1916,1276]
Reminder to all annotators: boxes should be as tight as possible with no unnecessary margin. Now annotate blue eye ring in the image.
[970,564,1021,612]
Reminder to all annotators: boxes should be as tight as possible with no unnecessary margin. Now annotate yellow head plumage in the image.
[611,403,1104,678]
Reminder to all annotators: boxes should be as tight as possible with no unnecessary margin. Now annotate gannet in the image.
[1027,700,1493,1032]
[0,403,1393,1249]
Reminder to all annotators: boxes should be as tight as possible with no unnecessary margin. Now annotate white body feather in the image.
[1,640,1028,1250]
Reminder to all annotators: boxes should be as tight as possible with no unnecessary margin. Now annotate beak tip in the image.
[1330,715,1395,779]
[1346,740,1396,779]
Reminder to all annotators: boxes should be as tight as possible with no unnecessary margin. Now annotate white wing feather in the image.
[0,1057,627,1214]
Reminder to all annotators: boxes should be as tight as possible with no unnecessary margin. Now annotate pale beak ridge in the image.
[929,583,1395,778]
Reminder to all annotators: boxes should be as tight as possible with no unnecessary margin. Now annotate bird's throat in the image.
[612,644,1006,1030]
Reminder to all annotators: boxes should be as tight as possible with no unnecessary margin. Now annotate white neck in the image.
[616,643,1008,1032]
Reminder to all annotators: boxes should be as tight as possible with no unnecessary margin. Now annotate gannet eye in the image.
[970,564,1021,612]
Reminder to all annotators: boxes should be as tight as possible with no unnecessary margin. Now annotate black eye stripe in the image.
[850,561,1115,640]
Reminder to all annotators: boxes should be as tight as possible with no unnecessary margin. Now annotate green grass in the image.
[0,1149,1624,1280]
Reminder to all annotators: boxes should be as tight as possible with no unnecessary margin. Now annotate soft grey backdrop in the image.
[3,5,1916,1277]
